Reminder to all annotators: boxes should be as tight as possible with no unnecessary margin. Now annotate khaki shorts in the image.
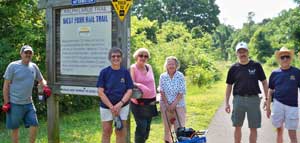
[272,99,299,130]
[99,104,129,122]
[231,95,261,128]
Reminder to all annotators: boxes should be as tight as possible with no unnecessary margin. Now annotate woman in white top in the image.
[159,56,186,143]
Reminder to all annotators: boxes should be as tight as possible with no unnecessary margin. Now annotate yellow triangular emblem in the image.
[111,0,133,21]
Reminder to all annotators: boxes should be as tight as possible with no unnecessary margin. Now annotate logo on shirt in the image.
[248,69,256,75]
[120,78,125,83]
[290,75,296,80]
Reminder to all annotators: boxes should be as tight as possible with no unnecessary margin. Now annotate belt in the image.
[237,94,258,97]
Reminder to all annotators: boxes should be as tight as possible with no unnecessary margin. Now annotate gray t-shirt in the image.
[3,60,43,104]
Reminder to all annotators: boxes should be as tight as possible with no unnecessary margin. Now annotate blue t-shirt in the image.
[96,66,134,108]
[269,66,300,107]
[3,60,43,104]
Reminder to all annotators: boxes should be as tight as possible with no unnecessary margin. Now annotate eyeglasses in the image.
[138,54,149,59]
[280,55,291,60]
[111,55,121,58]
[24,51,32,55]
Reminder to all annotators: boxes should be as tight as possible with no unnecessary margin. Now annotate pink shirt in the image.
[131,63,156,100]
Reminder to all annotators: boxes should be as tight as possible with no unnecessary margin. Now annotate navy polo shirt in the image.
[269,66,300,107]
[96,66,134,108]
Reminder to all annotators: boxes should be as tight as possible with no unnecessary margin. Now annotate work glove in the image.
[43,86,52,98]
[2,103,11,113]
[113,116,123,131]
[170,117,176,125]
[39,86,52,102]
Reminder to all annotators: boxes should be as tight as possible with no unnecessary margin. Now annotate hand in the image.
[225,104,231,113]
[266,108,271,119]
[166,104,175,113]
[170,117,176,124]
[169,103,176,111]
[263,100,267,111]
[110,106,117,117]
[160,91,165,96]
[113,102,123,116]
[2,103,11,113]
[43,86,52,97]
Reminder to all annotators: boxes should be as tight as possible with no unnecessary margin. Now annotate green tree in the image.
[132,0,220,33]
[131,17,221,87]
[212,24,235,60]
[249,28,273,62]
[132,0,167,26]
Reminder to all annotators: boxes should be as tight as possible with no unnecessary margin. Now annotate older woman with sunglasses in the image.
[159,56,186,143]
[130,48,157,143]
[97,48,134,143]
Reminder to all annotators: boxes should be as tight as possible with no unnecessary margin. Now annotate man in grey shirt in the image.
[2,45,51,143]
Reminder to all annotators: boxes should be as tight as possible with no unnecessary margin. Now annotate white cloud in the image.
[216,0,298,29]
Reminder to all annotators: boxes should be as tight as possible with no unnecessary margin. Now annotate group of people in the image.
[2,45,186,143]
[225,42,299,143]
[2,42,299,143]
[97,47,186,143]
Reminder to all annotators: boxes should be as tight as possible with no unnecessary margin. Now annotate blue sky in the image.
[215,0,298,29]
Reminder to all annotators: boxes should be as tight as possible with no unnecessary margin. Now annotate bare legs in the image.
[101,120,127,143]
[11,126,37,143]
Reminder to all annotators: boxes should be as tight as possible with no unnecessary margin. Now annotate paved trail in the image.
[206,96,300,143]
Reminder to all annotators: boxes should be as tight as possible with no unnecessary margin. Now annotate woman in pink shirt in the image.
[130,48,157,143]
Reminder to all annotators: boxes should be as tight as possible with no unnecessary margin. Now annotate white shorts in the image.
[271,99,299,130]
[99,104,130,122]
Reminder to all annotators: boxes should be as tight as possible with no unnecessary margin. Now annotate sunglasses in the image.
[24,51,32,55]
[280,55,291,60]
[138,54,149,58]
[111,55,121,58]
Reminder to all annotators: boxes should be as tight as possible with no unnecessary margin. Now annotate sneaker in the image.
[114,116,123,130]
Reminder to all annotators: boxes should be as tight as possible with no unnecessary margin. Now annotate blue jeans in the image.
[133,116,152,143]
[6,103,38,129]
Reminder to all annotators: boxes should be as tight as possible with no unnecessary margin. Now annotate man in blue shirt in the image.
[266,47,300,143]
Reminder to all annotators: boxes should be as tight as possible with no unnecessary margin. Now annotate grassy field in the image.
[0,64,228,143]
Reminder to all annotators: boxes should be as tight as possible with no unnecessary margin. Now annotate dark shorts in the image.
[231,95,261,128]
[6,103,38,129]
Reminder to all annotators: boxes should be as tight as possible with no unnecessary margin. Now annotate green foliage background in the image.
[131,17,221,87]
[212,8,300,66]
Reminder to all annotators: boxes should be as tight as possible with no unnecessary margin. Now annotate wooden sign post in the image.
[38,0,131,142]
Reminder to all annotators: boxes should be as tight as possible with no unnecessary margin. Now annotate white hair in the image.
[164,56,180,71]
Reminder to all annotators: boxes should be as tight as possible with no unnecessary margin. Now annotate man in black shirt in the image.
[225,42,268,143]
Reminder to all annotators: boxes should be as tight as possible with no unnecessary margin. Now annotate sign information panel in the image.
[111,0,132,21]
[60,86,98,96]
[60,6,111,76]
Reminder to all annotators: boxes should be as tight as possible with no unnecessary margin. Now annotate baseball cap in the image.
[235,42,248,52]
[20,45,33,54]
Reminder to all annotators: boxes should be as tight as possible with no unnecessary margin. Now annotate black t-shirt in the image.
[226,60,266,96]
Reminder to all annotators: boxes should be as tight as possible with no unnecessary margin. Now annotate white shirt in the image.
[159,71,186,107]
